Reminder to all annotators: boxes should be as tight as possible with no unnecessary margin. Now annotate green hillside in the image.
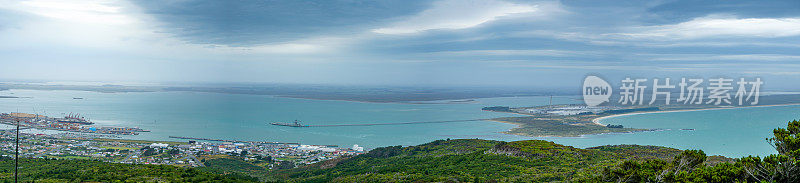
[270,139,687,182]
[269,119,799,183]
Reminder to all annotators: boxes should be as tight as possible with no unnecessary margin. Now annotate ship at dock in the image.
[57,113,94,125]
[0,112,148,135]
[270,120,309,127]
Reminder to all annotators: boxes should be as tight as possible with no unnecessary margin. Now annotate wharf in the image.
[168,136,301,145]
[305,118,492,127]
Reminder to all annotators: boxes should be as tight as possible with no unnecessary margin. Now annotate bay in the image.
[1,89,796,157]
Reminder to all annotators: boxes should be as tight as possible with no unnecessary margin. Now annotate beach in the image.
[592,103,800,125]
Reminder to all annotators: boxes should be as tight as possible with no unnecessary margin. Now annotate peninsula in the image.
[484,94,800,137]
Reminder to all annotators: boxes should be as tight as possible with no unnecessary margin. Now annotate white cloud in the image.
[0,0,339,59]
[372,0,539,34]
[18,0,133,25]
[0,0,151,48]
[646,54,800,61]
[512,16,800,48]
[620,15,800,39]
[211,37,347,55]
[744,71,800,76]
[426,49,597,57]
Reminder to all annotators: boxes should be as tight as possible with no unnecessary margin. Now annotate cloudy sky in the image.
[1,0,799,89]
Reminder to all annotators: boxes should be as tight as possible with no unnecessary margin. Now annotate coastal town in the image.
[0,126,364,169]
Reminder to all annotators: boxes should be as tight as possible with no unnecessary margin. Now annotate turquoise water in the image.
[0,89,797,157]
[581,105,800,158]
[0,89,571,148]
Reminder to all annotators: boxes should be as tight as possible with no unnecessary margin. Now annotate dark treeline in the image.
[0,158,258,182]
[587,119,800,182]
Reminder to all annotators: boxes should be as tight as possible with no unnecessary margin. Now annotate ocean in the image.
[583,105,800,158]
[0,89,797,157]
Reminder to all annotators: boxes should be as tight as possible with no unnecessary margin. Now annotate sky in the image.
[1,0,799,90]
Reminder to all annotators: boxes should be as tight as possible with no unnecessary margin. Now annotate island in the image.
[481,95,800,137]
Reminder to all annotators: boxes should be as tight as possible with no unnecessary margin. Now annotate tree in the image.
[277,161,295,169]
[655,150,706,182]
[672,150,706,171]
[771,119,800,158]
[594,119,800,182]
[167,149,180,155]
[142,147,158,157]
[741,119,800,182]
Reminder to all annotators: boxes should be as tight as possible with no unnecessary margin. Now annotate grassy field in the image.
[492,117,648,137]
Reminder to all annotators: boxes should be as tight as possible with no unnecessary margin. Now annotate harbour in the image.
[168,136,301,145]
[0,112,149,135]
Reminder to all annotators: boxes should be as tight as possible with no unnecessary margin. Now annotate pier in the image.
[301,118,493,127]
[168,136,301,145]
[1,127,32,131]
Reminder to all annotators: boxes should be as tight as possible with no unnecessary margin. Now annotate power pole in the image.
[15,117,20,183]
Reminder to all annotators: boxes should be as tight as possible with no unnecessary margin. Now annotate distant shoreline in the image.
[486,103,800,138]
[0,83,553,103]
[592,103,800,125]
[277,95,486,104]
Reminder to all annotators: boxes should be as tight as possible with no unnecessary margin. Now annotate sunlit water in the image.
[0,89,797,157]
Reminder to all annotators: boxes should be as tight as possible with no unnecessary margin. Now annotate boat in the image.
[270,120,309,127]
[57,113,94,125]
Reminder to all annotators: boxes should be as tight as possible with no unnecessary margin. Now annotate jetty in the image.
[270,120,309,127]
[168,136,300,145]
[272,118,492,127]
